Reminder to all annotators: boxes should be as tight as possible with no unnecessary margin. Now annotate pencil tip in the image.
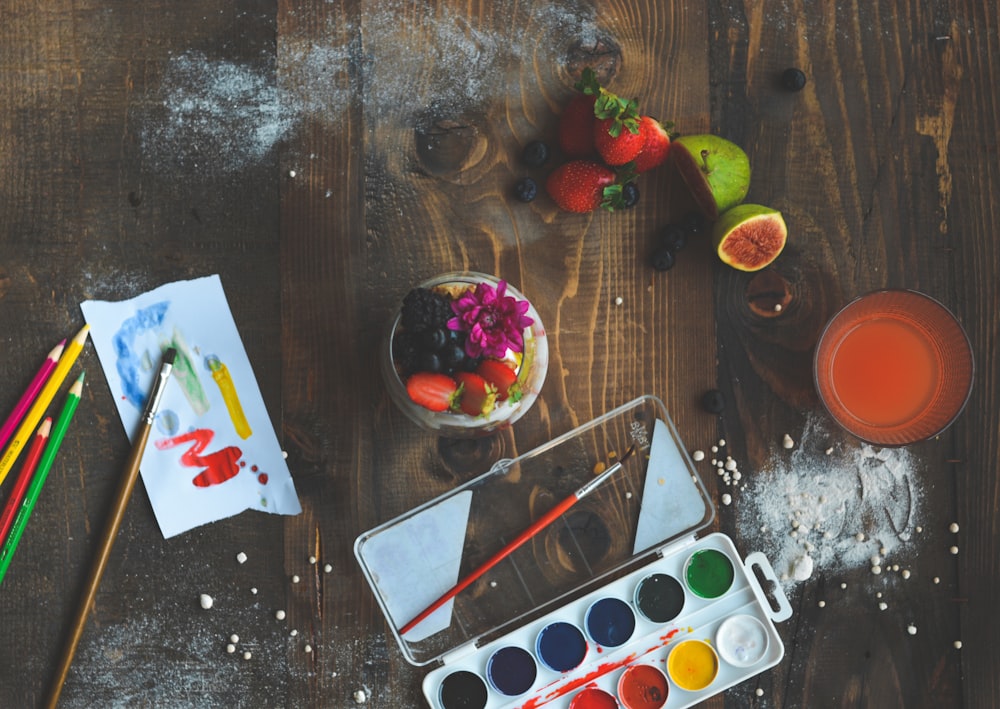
[39,418,53,436]
[163,348,177,365]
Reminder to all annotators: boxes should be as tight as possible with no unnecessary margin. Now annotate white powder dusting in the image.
[737,416,923,590]
[141,4,601,173]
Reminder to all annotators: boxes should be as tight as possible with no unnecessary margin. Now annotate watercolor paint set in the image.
[355,396,791,708]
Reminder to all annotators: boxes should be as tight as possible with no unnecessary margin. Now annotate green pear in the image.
[672,134,750,220]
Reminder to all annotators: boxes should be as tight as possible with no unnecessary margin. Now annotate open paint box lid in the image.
[355,396,718,667]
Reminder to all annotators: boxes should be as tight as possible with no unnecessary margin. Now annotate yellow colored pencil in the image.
[0,324,89,487]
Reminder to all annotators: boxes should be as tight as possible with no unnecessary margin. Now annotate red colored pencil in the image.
[398,445,637,636]
[0,341,64,455]
[0,418,52,546]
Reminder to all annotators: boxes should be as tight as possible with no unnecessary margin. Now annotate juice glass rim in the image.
[812,288,975,446]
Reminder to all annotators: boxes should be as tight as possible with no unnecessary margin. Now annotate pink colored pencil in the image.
[0,418,51,546]
[0,340,65,454]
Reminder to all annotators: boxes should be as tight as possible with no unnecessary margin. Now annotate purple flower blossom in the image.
[448,280,534,359]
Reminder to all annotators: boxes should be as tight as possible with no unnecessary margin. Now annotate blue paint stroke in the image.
[113,300,170,409]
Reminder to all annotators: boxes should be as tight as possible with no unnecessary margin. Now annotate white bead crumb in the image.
[290,629,299,637]
[489,580,497,588]
[692,450,705,462]
[949,546,959,555]
[756,688,764,697]
[282,450,289,459]
[840,582,847,589]
[825,447,834,455]
[199,594,214,609]
[614,296,623,306]
[721,493,732,506]
[324,564,333,573]
[724,459,737,471]
[855,532,866,542]
[304,644,313,653]
[275,610,286,620]
[226,643,236,654]
[817,600,826,608]
[782,434,795,449]
[901,569,911,579]
[243,651,252,660]
[907,624,917,635]
[292,575,301,583]
[933,577,941,584]
[236,551,248,564]
[916,526,923,533]
[774,303,783,312]
[953,640,962,649]
[354,689,368,704]
[711,445,718,453]
[230,634,239,644]
[949,522,959,533]
[718,438,726,447]
[878,602,888,611]
[251,587,258,595]
[309,556,317,565]
[288,170,297,178]
[871,565,882,575]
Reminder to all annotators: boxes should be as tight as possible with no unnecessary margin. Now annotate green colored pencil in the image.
[0,372,84,586]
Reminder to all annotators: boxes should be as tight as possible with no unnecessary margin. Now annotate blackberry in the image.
[521,140,550,167]
[391,331,421,378]
[513,177,538,203]
[401,288,453,332]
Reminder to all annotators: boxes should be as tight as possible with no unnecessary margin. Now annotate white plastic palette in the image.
[355,396,792,708]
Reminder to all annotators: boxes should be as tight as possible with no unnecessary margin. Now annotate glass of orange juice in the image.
[814,289,974,446]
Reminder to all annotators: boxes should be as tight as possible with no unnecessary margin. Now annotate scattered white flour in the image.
[199,594,214,610]
[737,416,923,590]
[140,4,601,174]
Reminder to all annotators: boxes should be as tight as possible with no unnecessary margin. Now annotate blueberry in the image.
[461,355,482,372]
[522,140,550,167]
[781,67,807,92]
[441,343,467,370]
[420,328,447,352]
[514,177,538,203]
[417,351,444,373]
[701,389,726,414]
[680,211,706,237]
[651,246,676,271]
[622,183,640,208]
[660,225,687,252]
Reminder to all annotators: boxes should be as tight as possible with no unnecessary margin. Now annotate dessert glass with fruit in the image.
[382,272,548,437]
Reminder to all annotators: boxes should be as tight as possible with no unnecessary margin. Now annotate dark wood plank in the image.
[1,0,998,707]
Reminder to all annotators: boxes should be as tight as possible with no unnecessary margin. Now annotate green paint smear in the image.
[685,549,735,599]
[166,328,211,415]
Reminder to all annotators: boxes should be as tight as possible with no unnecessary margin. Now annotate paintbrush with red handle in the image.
[399,444,637,636]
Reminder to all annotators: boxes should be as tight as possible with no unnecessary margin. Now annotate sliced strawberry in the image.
[405,372,459,412]
[557,93,598,157]
[632,116,672,173]
[454,372,497,416]
[546,160,619,213]
[475,359,521,401]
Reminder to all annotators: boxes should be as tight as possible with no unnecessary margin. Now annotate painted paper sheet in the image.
[81,275,301,537]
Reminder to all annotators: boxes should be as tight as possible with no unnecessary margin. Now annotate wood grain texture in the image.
[1,0,998,706]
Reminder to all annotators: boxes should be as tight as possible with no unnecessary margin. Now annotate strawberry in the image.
[405,372,459,412]
[475,359,521,401]
[546,160,623,213]
[454,372,497,416]
[632,116,673,173]
[557,93,598,157]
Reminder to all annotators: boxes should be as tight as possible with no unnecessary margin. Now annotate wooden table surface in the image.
[1,1,997,707]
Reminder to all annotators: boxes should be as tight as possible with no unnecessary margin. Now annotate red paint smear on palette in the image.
[517,628,684,708]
